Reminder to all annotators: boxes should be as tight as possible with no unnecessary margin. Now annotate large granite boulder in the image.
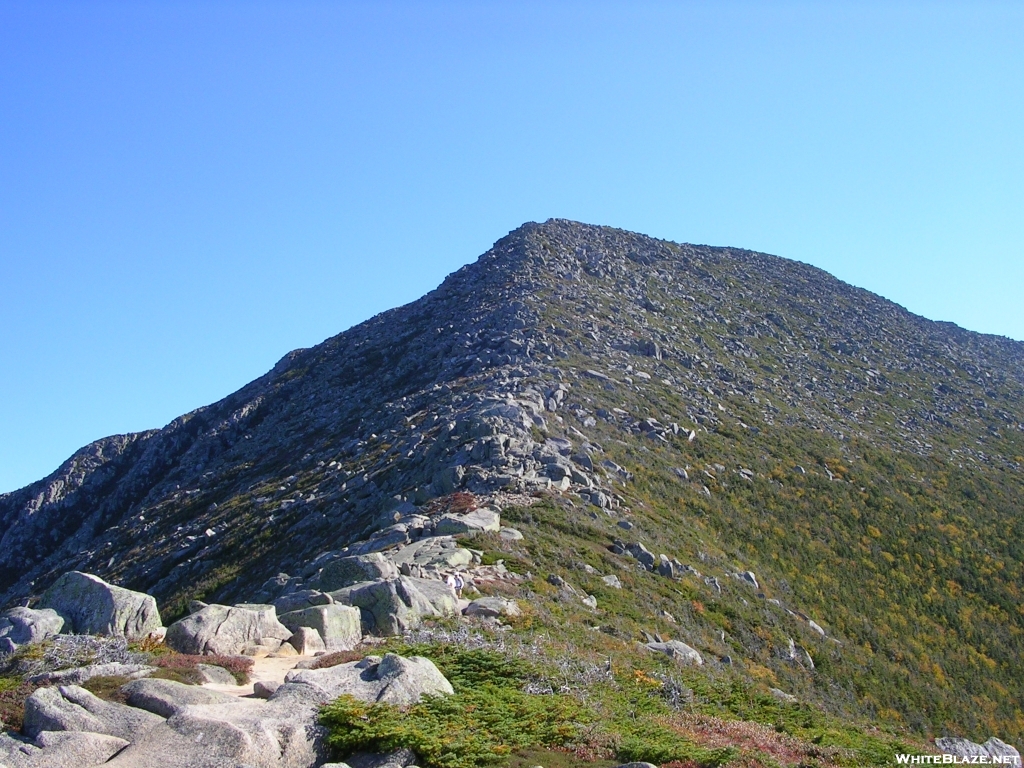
[164,603,292,655]
[330,577,457,635]
[278,604,361,651]
[463,596,520,618]
[106,679,324,768]
[434,508,501,535]
[38,572,162,640]
[316,553,400,591]
[271,589,333,616]
[0,607,64,645]
[276,652,453,707]
[22,684,164,740]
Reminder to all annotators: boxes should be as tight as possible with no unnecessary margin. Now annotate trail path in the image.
[203,654,315,698]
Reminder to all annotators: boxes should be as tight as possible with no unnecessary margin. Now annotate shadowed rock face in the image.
[2,218,1022,620]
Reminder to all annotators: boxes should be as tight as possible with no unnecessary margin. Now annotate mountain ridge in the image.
[3,219,1024,744]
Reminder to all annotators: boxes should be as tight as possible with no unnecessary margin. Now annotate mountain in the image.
[3,219,1023,748]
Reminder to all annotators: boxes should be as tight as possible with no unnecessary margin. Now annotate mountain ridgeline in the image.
[3,219,1023,744]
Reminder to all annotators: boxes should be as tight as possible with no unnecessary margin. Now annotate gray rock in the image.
[29,662,156,686]
[935,737,1021,763]
[277,652,453,707]
[769,687,798,703]
[102,694,321,768]
[434,508,501,535]
[736,571,759,589]
[38,571,162,640]
[279,604,361,651]
[122,677,243,717]
[318,553,400,591]
[624,542,656,570]
[347,747,418,768]
[601,574,622,589]
[657,555,676,578]
[462,597,520,618]
[332,577,457,635]
[646,640,703,665]
[0,607,64,645]
[164,603,292,655]
[807,619,826,637]
[271,589,333,615]
[288,626,326,655]
[0,636,17,655]
[22,684,163,740]
[253,679,281,699]
[581,594,598,609]
[195,663,238,685]
[498,526,524,541]
[10,731,131,768]
[388,537,472,570]
[615,763,659,768]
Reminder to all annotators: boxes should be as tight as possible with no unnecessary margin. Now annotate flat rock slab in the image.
[388,536,473,570]
[23,684,164,741]
[0,730,130,768]
[277,653,453,707]
[433,508,501,535]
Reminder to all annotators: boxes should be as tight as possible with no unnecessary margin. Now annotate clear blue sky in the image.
[1,1,1022,494]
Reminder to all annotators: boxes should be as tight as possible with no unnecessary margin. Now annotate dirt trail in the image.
[203,654,314,698]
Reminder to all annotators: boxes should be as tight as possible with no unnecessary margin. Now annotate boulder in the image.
[38,572,162,640]
[279,604,361,651]
[194,663,238,685]
[317,553,401,591]
[102,696,320,768]
[28,662,156,686]
[253,680,281,699]
[388,537,472,570]
[463,597,520,618]
[122,677,243,717]
[22,684,164,741]
[271,589,333,615]
[346,747,418,768]
[332,577,457,635]
[277,652,453,707]
[164,603,292,655]
[434,508,501,535]
[0,607,64,645]
[0,730,131,768]
[288,626,326,655]
[646,640,703,665]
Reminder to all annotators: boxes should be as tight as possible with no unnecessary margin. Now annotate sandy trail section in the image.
[202,654,315,698]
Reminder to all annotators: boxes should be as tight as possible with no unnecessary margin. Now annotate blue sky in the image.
[1,1,1022,494]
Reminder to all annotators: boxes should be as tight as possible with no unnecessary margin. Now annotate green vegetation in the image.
[321,649,589,768]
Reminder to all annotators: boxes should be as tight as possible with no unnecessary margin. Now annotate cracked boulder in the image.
[38,572,162,640]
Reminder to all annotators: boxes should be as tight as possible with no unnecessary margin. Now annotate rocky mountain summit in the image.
[2,219,1024,759]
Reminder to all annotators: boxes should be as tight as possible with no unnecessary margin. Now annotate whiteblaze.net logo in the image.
[895,756,1021,765]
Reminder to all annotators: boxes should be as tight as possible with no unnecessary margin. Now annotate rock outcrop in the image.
[37,572,162,641]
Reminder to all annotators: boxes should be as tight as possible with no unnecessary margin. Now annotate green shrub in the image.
[320,649,591,768]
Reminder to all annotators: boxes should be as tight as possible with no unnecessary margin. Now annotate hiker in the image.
[453,572,465,598]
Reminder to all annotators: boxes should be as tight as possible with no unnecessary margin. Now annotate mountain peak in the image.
[2,221,1023,744]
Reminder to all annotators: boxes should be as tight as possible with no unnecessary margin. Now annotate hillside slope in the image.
[3,219,1023,744]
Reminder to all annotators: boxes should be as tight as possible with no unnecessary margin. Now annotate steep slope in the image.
[3,219,1023,744]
